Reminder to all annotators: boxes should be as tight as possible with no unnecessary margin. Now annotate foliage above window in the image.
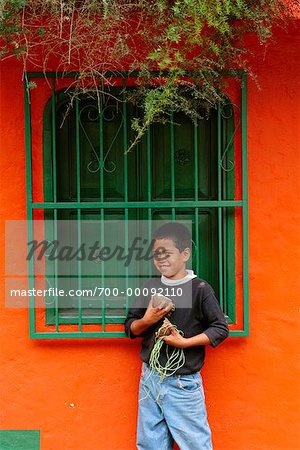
[0,0,299,150]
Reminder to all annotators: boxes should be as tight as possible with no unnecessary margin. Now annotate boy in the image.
[124,222,229,450]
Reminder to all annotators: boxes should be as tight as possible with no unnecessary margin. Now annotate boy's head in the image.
[151,222,192,279]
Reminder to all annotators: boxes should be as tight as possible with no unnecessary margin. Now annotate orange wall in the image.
[1,22,300,450]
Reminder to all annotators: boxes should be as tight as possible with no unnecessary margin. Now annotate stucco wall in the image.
[0,21,299,450]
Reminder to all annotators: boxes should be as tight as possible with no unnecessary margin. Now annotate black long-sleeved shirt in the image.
[124,276,229,374]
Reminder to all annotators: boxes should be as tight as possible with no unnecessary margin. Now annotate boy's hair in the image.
[152,222,192,252]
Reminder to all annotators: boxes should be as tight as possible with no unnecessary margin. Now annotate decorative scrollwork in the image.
[220,102,234,120]
[79,102,124,174]
[219,101,241,172]
[87,146,101,173]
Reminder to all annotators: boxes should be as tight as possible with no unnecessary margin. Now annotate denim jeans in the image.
[137,362,213,450]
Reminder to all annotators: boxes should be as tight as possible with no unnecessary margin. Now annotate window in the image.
[24,72,249,338]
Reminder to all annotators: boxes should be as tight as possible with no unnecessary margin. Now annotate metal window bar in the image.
[123,76,129,327]
[170,112,176,221]
[75,97,82,332]
[241,72,249,336]
[99,81,105,331]
[24,79,35,338]
[51,79,59,332]
[147,126,152,279]
[217,101,224,311]
[24,71,249,339]
[194,118,200,276]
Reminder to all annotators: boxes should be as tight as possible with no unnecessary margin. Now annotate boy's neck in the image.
[161,269,197,286]
[167,269,188,280]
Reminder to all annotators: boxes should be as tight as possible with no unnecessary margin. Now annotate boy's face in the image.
[152,238,191,280]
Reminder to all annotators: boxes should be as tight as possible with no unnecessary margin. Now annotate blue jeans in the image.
[137,362,213,450]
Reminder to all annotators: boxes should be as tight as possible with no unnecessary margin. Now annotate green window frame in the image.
[24,71,249,339]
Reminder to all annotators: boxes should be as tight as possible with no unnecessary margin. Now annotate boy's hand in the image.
[155,318,172,338]
[129,298,173,337]
[143,297,173,326]
[161,319,188,348]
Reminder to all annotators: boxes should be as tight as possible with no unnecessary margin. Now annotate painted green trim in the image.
[229,329,249,337]
[24,80,36,338]
[241,72,250,336]
[32,331,127,338]
[29,329,245,339]
[0,430,40,450]
[27,71,249,338]
[32,200,243,208]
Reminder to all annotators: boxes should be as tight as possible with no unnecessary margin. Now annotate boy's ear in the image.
[182,247,191,262]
